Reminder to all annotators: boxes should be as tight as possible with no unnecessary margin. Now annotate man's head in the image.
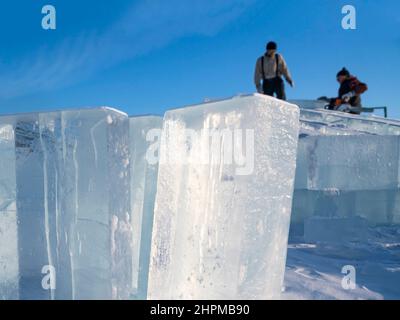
[266,41,277,57]
[336,67,350,83]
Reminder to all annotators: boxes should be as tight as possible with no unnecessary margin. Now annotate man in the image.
[327,67,368,114]
[254,41,294,100]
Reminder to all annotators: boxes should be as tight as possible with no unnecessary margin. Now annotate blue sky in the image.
[0,0,399,118]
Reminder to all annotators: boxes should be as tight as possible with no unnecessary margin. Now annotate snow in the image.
[147,94,299,299]
[284,226,400,300]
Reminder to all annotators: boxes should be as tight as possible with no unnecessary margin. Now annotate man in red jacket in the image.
[328,67,368,114]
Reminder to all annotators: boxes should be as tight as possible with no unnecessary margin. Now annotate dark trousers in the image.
[263,77,286,100]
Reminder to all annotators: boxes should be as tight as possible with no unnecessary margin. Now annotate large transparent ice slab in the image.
[304,216,369,243]
[148,94,300,299]
[295,135,399,191]
[129,115,162,299]
[292,109,400,229]
[0,122,18,299]
[0,108,132,300]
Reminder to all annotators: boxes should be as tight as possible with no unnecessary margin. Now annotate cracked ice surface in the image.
[148,94,300,299]
[0,108,132,300]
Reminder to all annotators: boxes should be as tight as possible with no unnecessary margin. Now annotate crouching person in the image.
[328,67,368,114]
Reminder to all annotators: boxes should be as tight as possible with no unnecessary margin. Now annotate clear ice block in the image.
[295,135,399,191]
[304,216,369,243]
[129,116,162,299]
[0,122,18,299]
[0,108,132,300]
[292,108,400,230]
[148,94,300,299]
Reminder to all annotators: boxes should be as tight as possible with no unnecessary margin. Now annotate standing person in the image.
[327,67,368,114]
[254,41,294,100]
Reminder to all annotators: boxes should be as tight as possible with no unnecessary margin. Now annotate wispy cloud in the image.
[0,0,255,99]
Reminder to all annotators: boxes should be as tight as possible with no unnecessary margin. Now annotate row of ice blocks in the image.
[0,108,132,300]
[2,96,399,299]
[291,101,400,230]
[147,94,300,299]
[1,94,300,300]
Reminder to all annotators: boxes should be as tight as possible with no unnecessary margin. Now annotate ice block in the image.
[0,122,18,299]
[295,101,400,136]
[291,107,400,231]
[0,108,132,300]
[129,115,163,299]
[148,94,300,299]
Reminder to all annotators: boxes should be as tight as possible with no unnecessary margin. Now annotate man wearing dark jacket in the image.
[328,67,368,114]
[254,41,293,100]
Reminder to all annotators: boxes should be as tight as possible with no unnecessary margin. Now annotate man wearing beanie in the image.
[254,41,294,100]
[328,67,368,114]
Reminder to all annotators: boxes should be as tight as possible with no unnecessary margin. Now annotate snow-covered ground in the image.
[283,226,400,300]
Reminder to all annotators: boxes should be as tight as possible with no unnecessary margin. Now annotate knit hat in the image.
[337,67,350,77]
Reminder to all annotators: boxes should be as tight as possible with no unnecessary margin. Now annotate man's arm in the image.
[342,78,368,102]
[279,55,294,87]
[351,78,368,95]
[254,57,263,93]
